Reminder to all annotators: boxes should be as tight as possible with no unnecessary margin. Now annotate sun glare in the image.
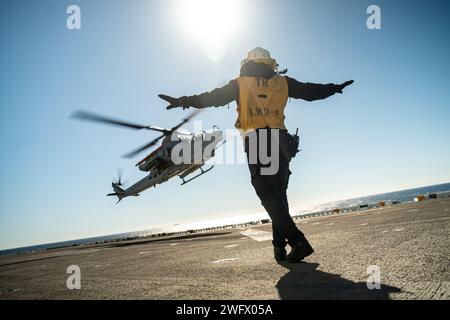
[175,0,243,61]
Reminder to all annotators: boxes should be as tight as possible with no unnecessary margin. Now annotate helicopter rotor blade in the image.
[113,168,123,185]
[73,109,202,159]
[149,126,170,133]
[70,110,164,132]
[122,109,201,158]
[122,134,165,158]
[170,109,201,133]
[117,168,123,185]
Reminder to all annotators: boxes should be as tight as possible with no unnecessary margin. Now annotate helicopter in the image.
[71,110,224,202]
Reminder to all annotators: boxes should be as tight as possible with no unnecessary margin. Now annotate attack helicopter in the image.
[71,110,224,202]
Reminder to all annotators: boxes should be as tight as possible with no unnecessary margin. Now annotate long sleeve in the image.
[182,79,239,108]
[285,76,339,102]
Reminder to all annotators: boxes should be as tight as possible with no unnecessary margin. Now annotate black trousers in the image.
[245,128,305,248]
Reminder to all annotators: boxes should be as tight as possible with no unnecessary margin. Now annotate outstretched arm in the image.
[286,77,354,101]
[159,80,239,110]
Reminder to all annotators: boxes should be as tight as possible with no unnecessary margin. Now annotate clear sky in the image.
[1,0,450,250]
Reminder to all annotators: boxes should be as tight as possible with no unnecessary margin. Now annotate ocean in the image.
[1,182,449,256]
[314,182,450,210]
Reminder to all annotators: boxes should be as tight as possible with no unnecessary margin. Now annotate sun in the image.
[175,0,243,60]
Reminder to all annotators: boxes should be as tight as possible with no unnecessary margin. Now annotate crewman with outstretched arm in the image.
[159,47,354,262]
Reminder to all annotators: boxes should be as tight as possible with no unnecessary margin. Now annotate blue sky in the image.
[1,0,449,249]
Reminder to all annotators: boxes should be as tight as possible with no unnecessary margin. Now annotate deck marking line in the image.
[211,258,239,264]
[240,229,273,242]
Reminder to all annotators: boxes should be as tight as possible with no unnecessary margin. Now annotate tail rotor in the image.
[108,169,127,203]
[113,169,126,186]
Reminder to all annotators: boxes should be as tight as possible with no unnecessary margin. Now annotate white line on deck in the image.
[5,288,21,293]
[170,243,178,246]
[224,244,239,248]
[327,223,335,226]
[211,258,239,264]
[381,230,389,233]
[240,229,273,242]
[360,223,368,226]
[394,228,404,232]
[139,251,150,255]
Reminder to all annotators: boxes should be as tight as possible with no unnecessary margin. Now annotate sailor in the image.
[159,47,353,262]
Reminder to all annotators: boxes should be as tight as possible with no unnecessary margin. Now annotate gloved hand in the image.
[336,80,354,93]
[158,94,188,110]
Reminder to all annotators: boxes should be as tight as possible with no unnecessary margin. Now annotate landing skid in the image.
[180,165,214,185]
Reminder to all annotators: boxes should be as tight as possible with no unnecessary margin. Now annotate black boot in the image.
[274,246,287,262]
[287,239,314,263]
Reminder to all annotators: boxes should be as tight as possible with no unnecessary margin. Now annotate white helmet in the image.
[241,47,277,70]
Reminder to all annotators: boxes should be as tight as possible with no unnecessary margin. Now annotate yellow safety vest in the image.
[235,76,289,133]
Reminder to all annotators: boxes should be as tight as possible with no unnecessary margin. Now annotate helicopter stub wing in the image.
[135,145,163,167]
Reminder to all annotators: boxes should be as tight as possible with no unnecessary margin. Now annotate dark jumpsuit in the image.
[179,62,339,247]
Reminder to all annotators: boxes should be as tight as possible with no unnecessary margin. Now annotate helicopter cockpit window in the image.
[175,131,191,141]
[192,131,205,141]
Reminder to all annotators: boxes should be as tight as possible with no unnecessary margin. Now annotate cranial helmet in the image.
[241,47,277,70]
